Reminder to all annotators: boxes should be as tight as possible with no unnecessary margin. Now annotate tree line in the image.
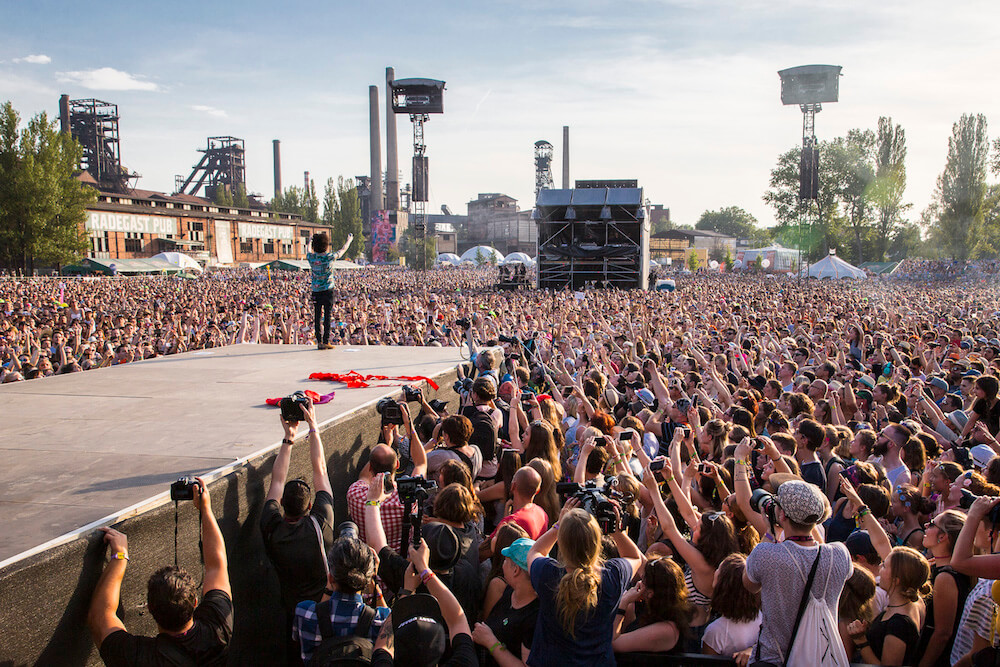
[692,114,1000,264]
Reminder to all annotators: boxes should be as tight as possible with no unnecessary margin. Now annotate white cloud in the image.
[13,54,51,65]
[191,104,227,118]
[56,67,159,91]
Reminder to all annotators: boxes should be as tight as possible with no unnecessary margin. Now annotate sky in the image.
[2,0,998,228]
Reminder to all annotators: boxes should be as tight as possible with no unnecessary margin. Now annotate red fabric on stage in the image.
[308,371,440,391]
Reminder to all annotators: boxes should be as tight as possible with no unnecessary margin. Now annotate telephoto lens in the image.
[337,521,360,541]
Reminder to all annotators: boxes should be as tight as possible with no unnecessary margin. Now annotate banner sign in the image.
[86,212,178,235]
[237,222,294,240]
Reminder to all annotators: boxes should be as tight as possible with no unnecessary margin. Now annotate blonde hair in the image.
[556,509,603,637]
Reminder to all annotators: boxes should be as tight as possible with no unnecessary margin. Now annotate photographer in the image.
[260,400,334,662]
[427,414,484,481]
[292,524,390,665]
[88,478,232,665]
[348,404,428,553]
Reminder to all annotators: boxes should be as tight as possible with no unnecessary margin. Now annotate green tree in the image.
[836,129,876,265]
[930,113,989,260]
[400,226,435,269]
[0,101,94,272]
[696,206,760,240]
[212,184,233,207]
[232,182,249,208]
[723,248,734,271]
[271,180,319,223]
[322,176,365,259]
[868,117,909,260]
[686,251,699,272]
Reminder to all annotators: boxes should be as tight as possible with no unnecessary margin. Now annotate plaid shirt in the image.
[293,592,390,665]
[347,479,407,553]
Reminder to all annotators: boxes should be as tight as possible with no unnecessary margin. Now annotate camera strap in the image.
[173,501,204,572]
[309,515,330,578]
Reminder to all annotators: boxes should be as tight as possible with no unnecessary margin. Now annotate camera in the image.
[453,377,474,394]
[376,398,405,426]
[649,459,667,472]
[595,436,607,447]
[556,479,631,534]
[279,391,310,423]
[958,490,1000,525]
[699,462,713,475]
[750,488,779,525]
[337,521,360,541]
[170,476,199,501]
[402,385,422,402]
[498,334,520,345]
[455,317,471,329]
[395,475,437,504]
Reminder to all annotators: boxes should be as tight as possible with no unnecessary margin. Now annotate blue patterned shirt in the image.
[307,251,335,292]
[293,592,389,665]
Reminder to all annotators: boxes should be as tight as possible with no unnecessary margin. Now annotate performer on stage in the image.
[307,232,353,350]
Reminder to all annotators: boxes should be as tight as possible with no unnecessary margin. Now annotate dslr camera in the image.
[750,488,780,525]
[556,478,631,534]
[395,475,437,504]
[402,385,422,402]
[959,491,1000,525]
[453,377,473,394]
[279,391,310,423]
[498,334,520,345]
[455,317,471,330]
[170,476,200,501]
[376,397,405,426]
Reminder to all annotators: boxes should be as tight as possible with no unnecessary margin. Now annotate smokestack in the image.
[272,139,282,197]
[59,94,70,135]
[304,171,310,192]
[385,67,399,210]
[369,85,384,213]
[562,126,570,189]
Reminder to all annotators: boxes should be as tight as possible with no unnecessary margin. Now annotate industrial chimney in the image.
[304,171,310,192]
[59,94,70,135]
[369,85,384,213]
[272,139,281,197]
[562,126,570,189]
[385,67,399,210]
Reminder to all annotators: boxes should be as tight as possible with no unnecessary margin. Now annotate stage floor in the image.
[0,344,462,566]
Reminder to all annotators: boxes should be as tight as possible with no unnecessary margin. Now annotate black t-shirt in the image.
[259,489,335,611]
[800,460,827,491]
[972,398,1000,436]
[378,523,482,625]
[371,632,477,667]
[98,589,233,667]
[483,586,538,667]
[867,611,919,666]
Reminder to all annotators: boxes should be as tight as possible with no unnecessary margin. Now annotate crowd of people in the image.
[30,251,1000,666]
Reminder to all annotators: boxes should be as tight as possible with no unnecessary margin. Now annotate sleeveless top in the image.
[684,564,712,609]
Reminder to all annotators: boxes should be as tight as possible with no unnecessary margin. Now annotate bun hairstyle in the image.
[887,547,932,602]
[555,509,603,637]
[935,509,967,550]
[894,484,935,516]
[839,567,877,624]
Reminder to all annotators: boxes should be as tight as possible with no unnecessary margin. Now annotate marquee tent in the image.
[501,252,533,265]
[808,253,866,279]
[152,252,203,272]
[460,246,505,265]
[436,253,461,265]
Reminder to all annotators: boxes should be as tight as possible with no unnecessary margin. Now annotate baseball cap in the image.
[391,593,448,667]
[775,479,828,525]
[971,444,995,470]
[845,530,878,561]
[428,399,448,412]
[928,377,949,392]
[500,537,535,571]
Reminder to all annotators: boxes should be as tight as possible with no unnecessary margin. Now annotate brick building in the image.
[82,185,328,266]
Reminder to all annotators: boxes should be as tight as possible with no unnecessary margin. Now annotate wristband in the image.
[488,641,505,654]
[550,522,559,532]
[663,475,675,483]
[365,500,381,507]
[420,568,435,584]
[855,506,871,519]
[309,428,318,434]
[112,551,129,562]
[281,438,293,445]
[614,607,627,617]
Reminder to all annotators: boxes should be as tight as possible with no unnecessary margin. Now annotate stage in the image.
[0,343,463,568]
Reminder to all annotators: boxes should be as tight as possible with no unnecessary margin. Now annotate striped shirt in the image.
[293,592,390,665]
[951,578,998,665]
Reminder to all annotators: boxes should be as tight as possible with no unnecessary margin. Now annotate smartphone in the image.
[595,436,607,447]
[620,431,634,442]
[382,473,394,495]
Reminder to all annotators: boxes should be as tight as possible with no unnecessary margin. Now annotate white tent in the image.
[152,251,202,272]
[460,245,505,265]
[735,244,798,272]
[501,252,533,266]
[807,253,866,279]
[436,253,461,265]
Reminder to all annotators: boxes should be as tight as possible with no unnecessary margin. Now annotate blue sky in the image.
[2,0,998,228]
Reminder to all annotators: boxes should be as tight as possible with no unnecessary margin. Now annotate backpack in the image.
[784,545,849,667]
[310,600,376,666]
